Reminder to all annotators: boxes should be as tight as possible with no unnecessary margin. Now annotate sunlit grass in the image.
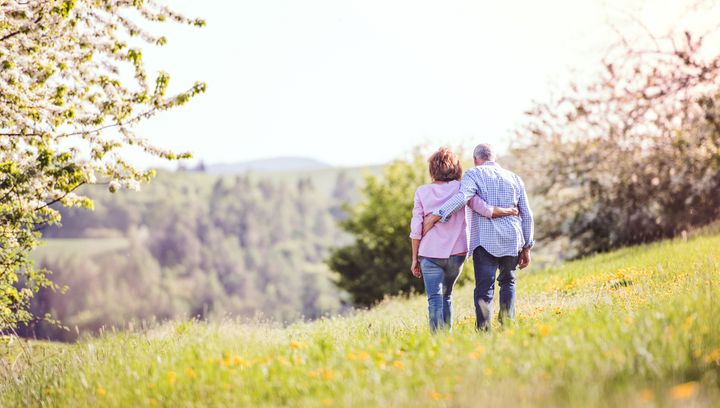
[2,234,719,407]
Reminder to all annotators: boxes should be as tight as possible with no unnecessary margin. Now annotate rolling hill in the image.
[206,157,333,174]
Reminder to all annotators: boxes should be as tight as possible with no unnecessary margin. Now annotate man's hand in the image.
[492,206,519,218]
[518,248,531,269]
[423,214,441,235]
[410,259,421,278]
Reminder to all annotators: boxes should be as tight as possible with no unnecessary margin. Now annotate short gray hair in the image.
[473,144,496,161]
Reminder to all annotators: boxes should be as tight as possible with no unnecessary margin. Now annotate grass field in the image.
[2,233,719,407]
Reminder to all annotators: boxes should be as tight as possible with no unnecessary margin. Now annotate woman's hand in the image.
[423,214,441,235]
[410,259,421,278]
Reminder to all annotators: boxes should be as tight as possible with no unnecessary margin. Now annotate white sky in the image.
[128,0,694,168]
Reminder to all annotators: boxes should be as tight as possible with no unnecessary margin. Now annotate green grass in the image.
[2,234,720,407]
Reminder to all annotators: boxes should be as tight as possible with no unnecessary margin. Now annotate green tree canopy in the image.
[328,155,430,306]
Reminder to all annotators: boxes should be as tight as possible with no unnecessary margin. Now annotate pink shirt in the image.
[409,180,494,258]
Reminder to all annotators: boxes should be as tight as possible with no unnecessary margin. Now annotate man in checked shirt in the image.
[423,143,534,331]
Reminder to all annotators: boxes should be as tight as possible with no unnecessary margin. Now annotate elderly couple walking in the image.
[409,144,534,332]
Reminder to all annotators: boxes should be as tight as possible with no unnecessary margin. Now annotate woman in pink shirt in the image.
[409,147,518,331]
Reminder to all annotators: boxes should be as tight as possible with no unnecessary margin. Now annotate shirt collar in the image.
[478,161,499,168]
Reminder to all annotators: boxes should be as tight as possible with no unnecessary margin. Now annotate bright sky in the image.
[129,0,692,168]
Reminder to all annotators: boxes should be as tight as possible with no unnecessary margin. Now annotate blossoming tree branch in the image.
[0,0,205,331]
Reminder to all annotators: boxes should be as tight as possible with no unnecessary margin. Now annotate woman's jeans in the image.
[419,255,464,332]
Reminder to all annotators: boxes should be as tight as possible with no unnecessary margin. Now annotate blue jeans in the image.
[472,245,518,331]
[419,255,464,332]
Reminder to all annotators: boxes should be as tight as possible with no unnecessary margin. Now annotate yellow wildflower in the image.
[320,369,335,380]
[393,361,405,370]
[669,381,699,400]
[484,367,493,377]
[96,387,106,397]
[167,371,177,386]
[537,323,551,337]
[308,368,334,380]
[357,351,369,361]
[638,388,654,402]
[232,355,249,367]
[704,349,720,363]
[430,391,443,401]
[148,398,157,406]
[185,367,197,380]
[682,316,695,331]
[290,340,305,349]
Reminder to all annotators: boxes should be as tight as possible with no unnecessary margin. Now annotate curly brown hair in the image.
[428,147,462,182]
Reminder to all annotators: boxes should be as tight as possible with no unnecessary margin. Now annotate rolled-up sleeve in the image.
[409,189,423,240]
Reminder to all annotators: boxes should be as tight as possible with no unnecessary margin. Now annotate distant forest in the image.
[22,169,360,341]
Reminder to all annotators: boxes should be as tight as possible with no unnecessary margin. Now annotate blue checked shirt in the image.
[433,162,534,258]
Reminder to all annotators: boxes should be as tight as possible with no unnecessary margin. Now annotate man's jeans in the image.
[419,255,464,332]
[472,245,518,331]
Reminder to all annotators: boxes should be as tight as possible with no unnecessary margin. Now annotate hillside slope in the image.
[2,234,719,407]
[206,157,332,173]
